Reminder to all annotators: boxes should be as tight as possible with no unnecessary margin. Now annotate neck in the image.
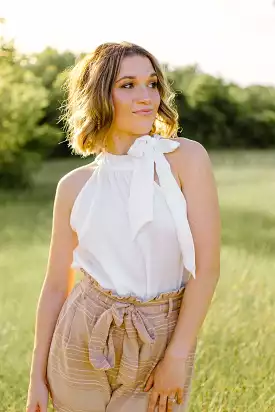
[105,131,152,155]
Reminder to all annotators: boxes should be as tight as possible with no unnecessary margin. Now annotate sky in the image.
[1,0,275,87]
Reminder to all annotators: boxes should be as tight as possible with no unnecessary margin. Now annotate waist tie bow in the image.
[89,301,156,385]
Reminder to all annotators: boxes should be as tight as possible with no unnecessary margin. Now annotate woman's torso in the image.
[69,134,196,301]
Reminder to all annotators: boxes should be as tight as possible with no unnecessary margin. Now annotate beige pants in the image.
[47,271,197,412]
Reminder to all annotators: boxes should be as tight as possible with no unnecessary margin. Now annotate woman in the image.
[26,42,220,412]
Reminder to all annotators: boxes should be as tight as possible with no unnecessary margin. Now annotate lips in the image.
[133,109,153,115]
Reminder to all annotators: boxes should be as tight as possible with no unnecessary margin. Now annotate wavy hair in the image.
[63,41,179,156]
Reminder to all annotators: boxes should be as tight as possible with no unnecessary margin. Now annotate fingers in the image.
[39,403,48,412]
[147,390,159,412]
[144,374,154,392]
[176,388,184,404]
[167,395,176,412]
[158,394,168,412]
[147,391,179,412]
[26,403,37,412]
[26,402,47,412]
[145,381,184,411]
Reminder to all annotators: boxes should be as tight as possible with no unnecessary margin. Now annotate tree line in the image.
[1,41,275,188]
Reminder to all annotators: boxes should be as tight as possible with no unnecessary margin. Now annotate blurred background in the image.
[0,0,274,411]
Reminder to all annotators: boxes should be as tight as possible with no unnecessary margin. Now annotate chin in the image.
[132,124,154,136]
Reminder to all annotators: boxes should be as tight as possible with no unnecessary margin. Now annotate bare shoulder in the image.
[172,137,214,190]
[172,139,220,277]
[173,137,210,165]
[55,160,97,211]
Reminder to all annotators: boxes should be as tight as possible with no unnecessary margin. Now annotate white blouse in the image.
[70,134,196,301]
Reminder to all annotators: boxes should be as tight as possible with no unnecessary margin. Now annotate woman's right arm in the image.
[26,174,78,411]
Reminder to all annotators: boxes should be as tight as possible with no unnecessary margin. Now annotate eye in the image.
[149,81,158,88]
[121,82,134,89]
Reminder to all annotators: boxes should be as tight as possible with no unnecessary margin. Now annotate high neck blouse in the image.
[70,134,196,301]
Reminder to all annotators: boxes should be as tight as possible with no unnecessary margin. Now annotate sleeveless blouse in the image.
[70,134,196,301]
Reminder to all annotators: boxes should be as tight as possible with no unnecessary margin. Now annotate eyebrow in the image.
[115,72,158,83]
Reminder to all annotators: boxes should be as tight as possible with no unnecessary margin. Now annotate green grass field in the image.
[0,150,274,411]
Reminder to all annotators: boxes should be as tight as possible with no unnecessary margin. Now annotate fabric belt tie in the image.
[89,301,156,385]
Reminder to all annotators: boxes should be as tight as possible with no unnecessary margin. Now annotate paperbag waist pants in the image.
[47,270,197,411]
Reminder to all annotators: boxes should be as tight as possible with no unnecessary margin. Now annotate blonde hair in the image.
[64,41,179,156]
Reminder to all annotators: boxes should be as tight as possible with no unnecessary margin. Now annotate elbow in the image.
[195,264,220,281]
[42,268,75,298]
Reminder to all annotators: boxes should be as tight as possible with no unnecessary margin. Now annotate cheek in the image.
[152,90,161,109]
[112,90,132,114]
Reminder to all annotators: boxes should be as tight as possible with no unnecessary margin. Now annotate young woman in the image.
[26,41,221,412]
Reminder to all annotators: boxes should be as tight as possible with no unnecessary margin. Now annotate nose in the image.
[135,85,152,103]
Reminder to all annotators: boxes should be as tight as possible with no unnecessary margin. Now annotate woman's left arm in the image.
[165,138,221,360]
[144,139,221,411]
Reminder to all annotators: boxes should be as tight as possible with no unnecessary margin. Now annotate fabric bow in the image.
[89,301,156,385]
[127,134,196,279]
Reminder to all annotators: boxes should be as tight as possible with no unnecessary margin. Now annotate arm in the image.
[29,176,78,382]
[27,166,95,412]
[164,138,221,360]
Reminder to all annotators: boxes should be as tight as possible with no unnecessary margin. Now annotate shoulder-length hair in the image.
[64,41,179,156]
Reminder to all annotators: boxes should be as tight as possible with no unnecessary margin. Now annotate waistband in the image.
[80,268,185,316]
[78,269,187,379]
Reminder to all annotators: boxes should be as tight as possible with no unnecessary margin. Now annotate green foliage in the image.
[22,47,75,91]
[25,48,75,157]
[1,42,275,189]
[168,66,275,148]
[0,58,51,188]
[0,40,66,188]
[0,64,47,149]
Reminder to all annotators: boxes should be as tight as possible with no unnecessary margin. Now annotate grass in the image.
[0,149,275,411]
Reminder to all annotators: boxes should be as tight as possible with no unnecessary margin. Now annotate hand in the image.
[26,378,49,412]
[144,355,189,412]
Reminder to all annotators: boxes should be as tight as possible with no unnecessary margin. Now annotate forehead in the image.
[117,55,156,77]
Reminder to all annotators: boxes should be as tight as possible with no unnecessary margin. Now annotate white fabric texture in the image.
[70,134,196,301]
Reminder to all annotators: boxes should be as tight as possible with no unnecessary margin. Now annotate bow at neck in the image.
[100,134,196,279]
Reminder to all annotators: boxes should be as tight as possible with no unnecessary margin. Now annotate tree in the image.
[24,47,76,156]
[168,65,275,148]
[0,42,61,188]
